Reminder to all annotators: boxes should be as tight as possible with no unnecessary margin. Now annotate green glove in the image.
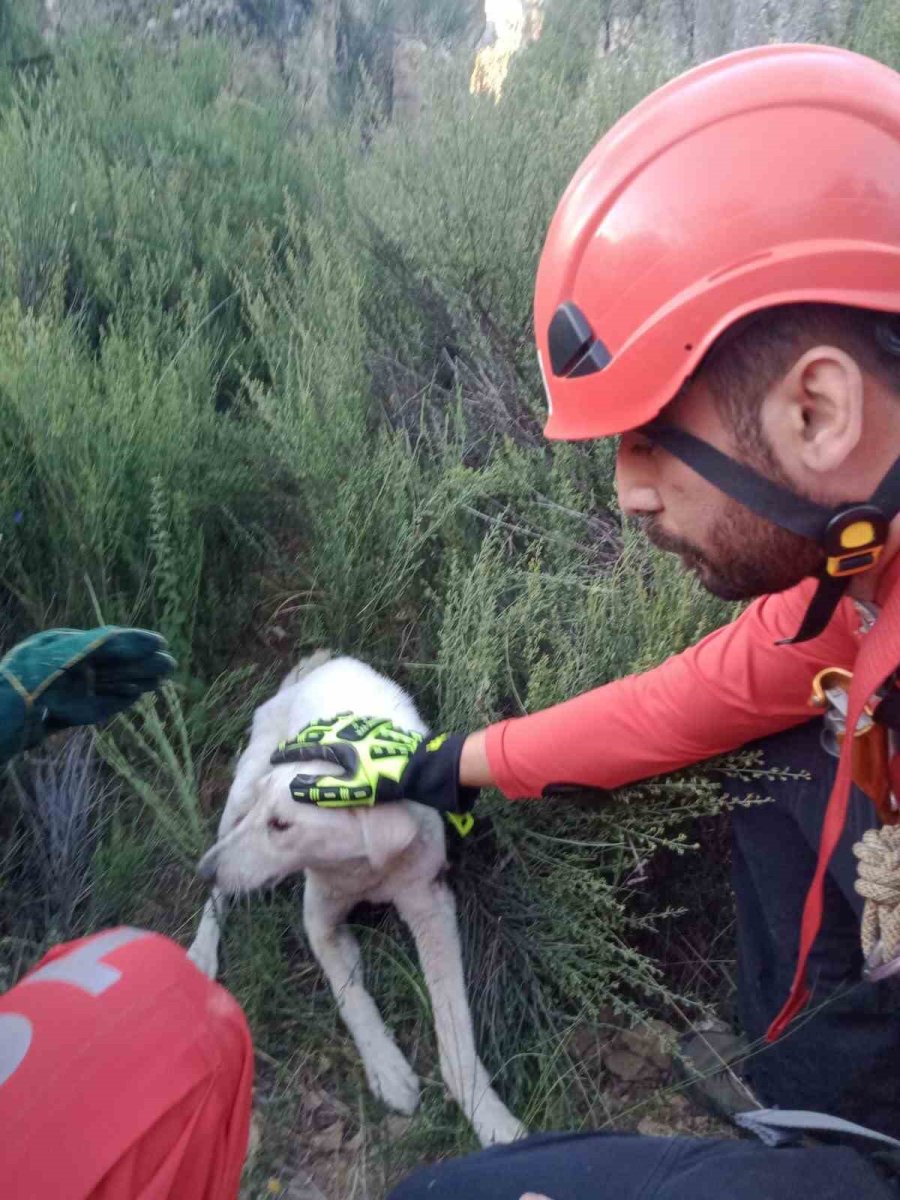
[270,713,478,822]
[0,626,176,764]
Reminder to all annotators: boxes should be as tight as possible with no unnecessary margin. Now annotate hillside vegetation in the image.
[1,2,898,1194]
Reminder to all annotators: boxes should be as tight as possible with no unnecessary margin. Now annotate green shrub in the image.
[0,38,300,659]
[850,0,900,68]
[0,9,898,1190]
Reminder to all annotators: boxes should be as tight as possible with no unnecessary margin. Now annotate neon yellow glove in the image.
[270,713,477,826]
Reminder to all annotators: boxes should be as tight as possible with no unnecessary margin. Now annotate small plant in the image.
[95,683,207,864]
[7,729,109,938]
[149,474,204,677]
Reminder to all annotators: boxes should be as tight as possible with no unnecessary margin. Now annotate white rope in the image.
[853,824,900,961]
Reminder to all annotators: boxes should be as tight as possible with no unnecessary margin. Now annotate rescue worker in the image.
[271,43,900,1200]
[0,627,253,1199]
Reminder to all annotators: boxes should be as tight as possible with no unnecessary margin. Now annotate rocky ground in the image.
[250,1016,734,1200]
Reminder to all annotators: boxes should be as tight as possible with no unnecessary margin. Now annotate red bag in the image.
[0,928,253,1199]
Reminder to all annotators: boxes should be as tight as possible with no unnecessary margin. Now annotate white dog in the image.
[188,652,524,1147]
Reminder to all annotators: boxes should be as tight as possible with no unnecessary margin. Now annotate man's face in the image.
[615,377,823,601]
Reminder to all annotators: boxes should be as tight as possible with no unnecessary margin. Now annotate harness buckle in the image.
[823,505,888,579]
[809,667,898,825]
[810,666,877,724]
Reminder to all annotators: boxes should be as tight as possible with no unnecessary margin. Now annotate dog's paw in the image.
[365,1046,420,1115]
[187,936,219,980]
[472,1095,527,1147]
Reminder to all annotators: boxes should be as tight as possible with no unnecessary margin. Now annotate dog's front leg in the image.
[303,876,420,1115]
[189,735,271,977]
[187,887,228,978]
[395,881,526,1147]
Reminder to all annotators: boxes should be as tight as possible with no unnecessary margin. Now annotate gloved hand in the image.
[0,626,176,763]
[270,713,478,816]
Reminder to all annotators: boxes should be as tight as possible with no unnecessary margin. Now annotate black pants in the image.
[388,1130,895,1200]
[729,719,900,1132]
[389,721,900,1200]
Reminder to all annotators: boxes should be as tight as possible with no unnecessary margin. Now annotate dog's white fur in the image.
[188,652,524,1147]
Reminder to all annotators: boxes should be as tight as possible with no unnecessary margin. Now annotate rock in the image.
[344,1127,365,1152]
[568,1009,620,1062]
[619,1020,676,1073]
[299,1083,352,1133]
[308,1119,344,1153]
[299,1086,329,1116]
[42,1,491,124]
[601,1018,676,1081]
[282,1172,327,1200]
[392,36,427,123]
[636,1116,677,1137]
[602,1047,656,1082]
[568,1024,601,1062]
[383,1115,414,1141]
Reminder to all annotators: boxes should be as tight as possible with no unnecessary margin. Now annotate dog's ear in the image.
[356,805,419,872]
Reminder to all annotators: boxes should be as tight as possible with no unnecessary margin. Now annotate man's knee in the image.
[388,1134,896,1200]
[387,1131,677,1200]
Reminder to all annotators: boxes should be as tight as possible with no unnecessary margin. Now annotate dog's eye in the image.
[268,816,291,833]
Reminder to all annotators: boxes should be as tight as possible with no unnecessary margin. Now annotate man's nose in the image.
[615,435,663,518]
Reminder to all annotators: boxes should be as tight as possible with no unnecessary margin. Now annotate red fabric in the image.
[0,928,253,1199]
[485,561,900,1039]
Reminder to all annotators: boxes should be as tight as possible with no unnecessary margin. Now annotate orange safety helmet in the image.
[535,43,900,441]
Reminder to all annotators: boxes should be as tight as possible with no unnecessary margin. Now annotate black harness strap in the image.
[783,573,850,645]
[642,421,900,644]
[642,423,831,540]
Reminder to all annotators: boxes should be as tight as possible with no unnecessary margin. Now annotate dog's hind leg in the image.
[187,888,228,979]
[395,881,525,1147]
[303,876,420,1115]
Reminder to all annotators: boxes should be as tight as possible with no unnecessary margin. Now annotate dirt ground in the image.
[251,1017,735,1200]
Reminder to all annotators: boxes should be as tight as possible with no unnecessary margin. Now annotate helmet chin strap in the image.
[642,421,900,643]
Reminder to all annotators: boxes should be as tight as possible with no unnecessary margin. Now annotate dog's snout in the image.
[196,849,219,886]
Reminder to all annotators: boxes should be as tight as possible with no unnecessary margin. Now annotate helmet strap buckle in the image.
[823,505,888,579]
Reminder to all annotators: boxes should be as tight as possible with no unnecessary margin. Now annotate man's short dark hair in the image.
[701,303,900,451]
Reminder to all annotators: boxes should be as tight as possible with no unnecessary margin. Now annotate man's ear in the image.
[761,345,864,475]
[355,805,419,872]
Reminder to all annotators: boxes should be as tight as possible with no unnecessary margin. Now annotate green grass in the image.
[0,4,898,1195]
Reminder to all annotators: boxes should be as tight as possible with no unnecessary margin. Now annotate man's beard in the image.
[639,495,824,601]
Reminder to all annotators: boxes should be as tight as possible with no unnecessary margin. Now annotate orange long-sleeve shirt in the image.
[485,577,865,799]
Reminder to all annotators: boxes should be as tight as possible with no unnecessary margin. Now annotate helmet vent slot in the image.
[548,302,610,378]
